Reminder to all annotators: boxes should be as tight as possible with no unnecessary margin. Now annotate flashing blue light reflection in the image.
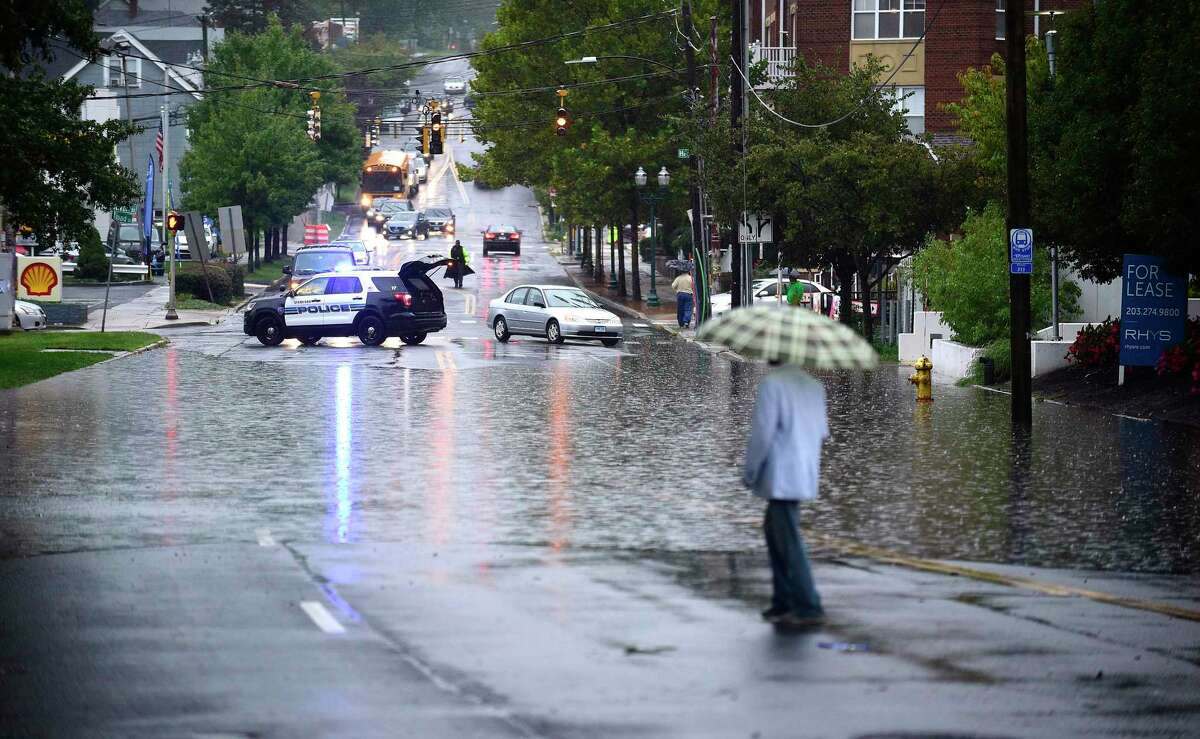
[325,364,355,543]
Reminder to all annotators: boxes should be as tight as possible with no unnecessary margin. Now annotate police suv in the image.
[243,256,452,347]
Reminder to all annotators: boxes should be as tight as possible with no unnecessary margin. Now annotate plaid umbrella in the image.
[697,304,877,370]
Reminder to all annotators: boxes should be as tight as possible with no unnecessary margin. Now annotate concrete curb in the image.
[88,337,169,370]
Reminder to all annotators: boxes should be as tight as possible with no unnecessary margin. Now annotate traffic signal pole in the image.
[163,102,178,320]
[729,0,747,309]
[1006,0,1031,423]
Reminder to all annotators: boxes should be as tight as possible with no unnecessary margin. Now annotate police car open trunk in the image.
[397,255,468,312]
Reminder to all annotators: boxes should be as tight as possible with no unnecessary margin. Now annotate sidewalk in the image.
[83,284,232,331]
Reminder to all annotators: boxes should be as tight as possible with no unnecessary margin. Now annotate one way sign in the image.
[738,212,773,243]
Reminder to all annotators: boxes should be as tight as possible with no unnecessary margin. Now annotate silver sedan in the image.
[13,299,46,330]
[487,285,623,346]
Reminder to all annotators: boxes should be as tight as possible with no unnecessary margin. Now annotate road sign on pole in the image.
[1009,228,1033,274]
[113,207,135,223]
[738,212,773,243]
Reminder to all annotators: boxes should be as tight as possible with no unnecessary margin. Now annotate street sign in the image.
[738,212,772,243]
[113,207,135,223]
[1118,253,1188,367]
[1009,262,1033,275]
[677,148,690,159]
[1009,228,1033,263]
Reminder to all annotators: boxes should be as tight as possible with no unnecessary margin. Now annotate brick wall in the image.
[746,0,1084,135]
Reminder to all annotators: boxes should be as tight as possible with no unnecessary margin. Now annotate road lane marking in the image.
[435,351,458,370]
[460,319,476,324]
[810,534,1200,623]
[463,293,476,315]
[255,528,276,547]
[300,600,346,634]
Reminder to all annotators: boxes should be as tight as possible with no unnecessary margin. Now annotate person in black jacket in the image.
[448,240,466,288]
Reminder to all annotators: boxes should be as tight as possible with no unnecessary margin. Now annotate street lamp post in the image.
[635,166,669,308]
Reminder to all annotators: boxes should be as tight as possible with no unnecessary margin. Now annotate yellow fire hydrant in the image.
[909,356,933,402]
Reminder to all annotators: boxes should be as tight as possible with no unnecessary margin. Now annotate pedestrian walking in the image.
[671,269,694,328]
[449,240,466,289]
[785,274,805,307]
[744,361,829,629]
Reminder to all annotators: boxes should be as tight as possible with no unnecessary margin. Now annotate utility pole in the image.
[1006,0,1031,423]
[102,49,135,331]
[683,0,708,325]
[1045,28,1060,341]
[729,0,748,309]
[163,101,178,320]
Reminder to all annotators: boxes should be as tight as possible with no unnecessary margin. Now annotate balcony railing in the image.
[750,44,796,87]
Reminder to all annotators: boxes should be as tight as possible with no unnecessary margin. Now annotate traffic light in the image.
[307,107,321,141]
[430,112,443,155]
[555,107,569,136]
[165,211,185,233]
[421,125,430,156]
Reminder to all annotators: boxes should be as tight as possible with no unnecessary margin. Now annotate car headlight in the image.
[16,303,37,315]
[245,301,257,312]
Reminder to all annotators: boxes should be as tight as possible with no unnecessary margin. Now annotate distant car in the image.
[482,225,521,256]
[243,259,452,347]
[370,199,414,231]
[331,239,371,265]
[412,157,428,183]
[463,94,476,110]
[385,211,428,240]
[283,245,357,292]
[12,299,46,330]
[421,207,455,236]
[487,285,622,346]
[443,76,466,95]
[710,278,833,316]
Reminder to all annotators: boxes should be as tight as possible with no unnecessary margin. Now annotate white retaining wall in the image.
[899,311,952,364]
[931,339,983,381]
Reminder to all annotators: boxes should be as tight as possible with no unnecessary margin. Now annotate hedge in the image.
[177,264,233,305]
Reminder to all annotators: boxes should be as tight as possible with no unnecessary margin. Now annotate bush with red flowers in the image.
[1155,318,1200,394]
[1066,318,1121,367]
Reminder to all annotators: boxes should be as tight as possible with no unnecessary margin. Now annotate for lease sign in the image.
[1119,254,1187,366]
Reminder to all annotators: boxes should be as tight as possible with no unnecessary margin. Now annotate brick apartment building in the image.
[748,0,1082,140]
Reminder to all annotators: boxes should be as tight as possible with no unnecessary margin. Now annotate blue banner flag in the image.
[143,155,155,243]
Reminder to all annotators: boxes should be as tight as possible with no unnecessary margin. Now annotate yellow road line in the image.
[809,534,1200,623]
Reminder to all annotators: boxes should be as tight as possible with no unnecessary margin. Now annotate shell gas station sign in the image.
[16,256,63,302]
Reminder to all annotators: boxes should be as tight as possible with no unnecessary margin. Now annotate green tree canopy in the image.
[0,0,138,243]
[180,17,359,232]
[946,1,1200,282]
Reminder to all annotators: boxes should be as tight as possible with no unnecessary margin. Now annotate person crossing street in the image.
[449,240,467,289]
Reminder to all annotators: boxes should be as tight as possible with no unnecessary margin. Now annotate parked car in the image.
[443,76,467,95]
[385,211,428,240]
[482,225,521,256]
[710,278,833,316]
[421,207,455,236]
[487,285,622,346]
[283,245,357,292]
[12,300,46,330]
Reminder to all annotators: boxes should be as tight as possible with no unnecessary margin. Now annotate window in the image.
[890,86,925,134]
[325,277,362,294]
[852,0,924,40]
[104,55,141,88]
[508,287,528,305]
[294,277,330,297]
[524,289,546,307]
[995,0,1006,40]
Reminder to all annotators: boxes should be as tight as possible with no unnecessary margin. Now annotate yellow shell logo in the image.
[20,262,58,297]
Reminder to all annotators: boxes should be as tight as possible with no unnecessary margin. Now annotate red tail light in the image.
[484,232,496,239]
[509,232,519,239]
[393,292,413,307]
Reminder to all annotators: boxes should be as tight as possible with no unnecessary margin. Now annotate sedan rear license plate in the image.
[595,325,606,332]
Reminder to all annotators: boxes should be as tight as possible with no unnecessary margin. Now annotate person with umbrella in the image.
[698,305,878,629]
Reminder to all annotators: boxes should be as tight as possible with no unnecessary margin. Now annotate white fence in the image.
[750,44,795,86]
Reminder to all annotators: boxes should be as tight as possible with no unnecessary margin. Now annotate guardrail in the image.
[61,262,150,277]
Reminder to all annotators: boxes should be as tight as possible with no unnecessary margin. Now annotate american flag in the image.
[154,124,164,171]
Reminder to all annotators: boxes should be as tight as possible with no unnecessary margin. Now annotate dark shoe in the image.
[773,612,826,631]
[761,605,789,622]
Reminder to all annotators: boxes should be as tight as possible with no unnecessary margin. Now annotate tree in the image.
[180,17,359,266]
[470,0,710,295]
[685,55,977,338]
[204,0,310,34]
[912,203,1079,347]
[0,0,138,244]
[74,226,109,280]
[946,1,1200,282]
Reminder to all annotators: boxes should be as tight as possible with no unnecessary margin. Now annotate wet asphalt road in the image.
[2,59,1199,737]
